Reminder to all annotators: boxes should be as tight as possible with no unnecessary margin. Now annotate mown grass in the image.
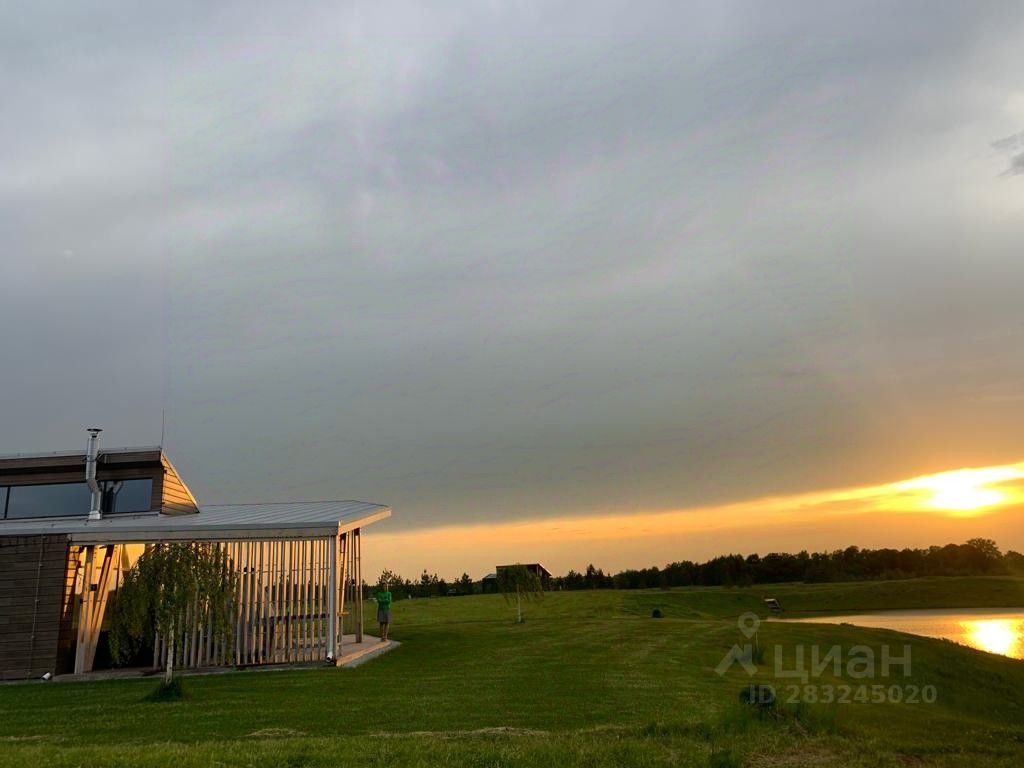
[0,577,1022,767]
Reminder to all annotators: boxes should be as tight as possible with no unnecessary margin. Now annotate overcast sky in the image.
[3,1,1024,547]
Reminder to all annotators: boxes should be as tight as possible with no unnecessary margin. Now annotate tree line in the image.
[373,568,475,598]
[605,539,1023,590]
[376,539,1024,597]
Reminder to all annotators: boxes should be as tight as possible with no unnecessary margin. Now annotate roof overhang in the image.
[0,501,391,544]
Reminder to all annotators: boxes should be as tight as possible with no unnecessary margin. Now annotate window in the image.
[5,482,91,519]
[1,478,154,519]
[100,478,153,514]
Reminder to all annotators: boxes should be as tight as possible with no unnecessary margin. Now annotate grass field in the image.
[1,576,1022,767]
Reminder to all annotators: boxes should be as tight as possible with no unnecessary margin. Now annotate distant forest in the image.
[378,539,1024,598]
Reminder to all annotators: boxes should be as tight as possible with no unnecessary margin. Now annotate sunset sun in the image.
[894,467,1023,515]
[926,481,1003,512]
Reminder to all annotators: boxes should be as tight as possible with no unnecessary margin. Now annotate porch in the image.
[2,501,391,677]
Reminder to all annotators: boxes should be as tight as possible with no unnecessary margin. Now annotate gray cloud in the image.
[992,132,1024,153]
[2,1,1024,534]
[993,130,1024,175]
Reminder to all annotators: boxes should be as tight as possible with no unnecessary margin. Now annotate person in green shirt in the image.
[376,582,393,642]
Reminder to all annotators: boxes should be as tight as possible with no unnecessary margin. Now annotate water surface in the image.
[785,608,1024,659]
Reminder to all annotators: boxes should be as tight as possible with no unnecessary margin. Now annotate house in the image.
[0,429,390,680]
[481,563,552,593]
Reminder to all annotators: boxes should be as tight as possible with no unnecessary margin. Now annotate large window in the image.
[1,478,154,519]
[5,482,92,519]
[100,478,153,515]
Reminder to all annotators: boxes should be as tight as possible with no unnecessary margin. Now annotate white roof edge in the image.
[69,507,391,544]
[1,502,391,543]
[200,499,390,509]
[337,506,390,533]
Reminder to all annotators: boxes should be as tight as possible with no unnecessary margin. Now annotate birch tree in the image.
[110,543,236,685]
[497,564,544,623]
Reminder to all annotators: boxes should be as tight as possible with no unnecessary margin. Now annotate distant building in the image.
[481,563,552,593]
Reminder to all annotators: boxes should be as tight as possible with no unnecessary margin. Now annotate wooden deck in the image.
[336,635,399,667]
[38,635,398,683]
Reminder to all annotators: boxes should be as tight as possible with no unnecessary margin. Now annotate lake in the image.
[784,608,1024,659]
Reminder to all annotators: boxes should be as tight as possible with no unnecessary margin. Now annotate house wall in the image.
[160,456,199,515]
[0,535,68,680]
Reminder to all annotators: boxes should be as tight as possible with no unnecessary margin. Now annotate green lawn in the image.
[1,577,1023,767]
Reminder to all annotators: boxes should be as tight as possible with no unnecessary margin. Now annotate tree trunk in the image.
[164,622,175,684]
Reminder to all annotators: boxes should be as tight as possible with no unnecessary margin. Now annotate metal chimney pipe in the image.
[85,428,102,521]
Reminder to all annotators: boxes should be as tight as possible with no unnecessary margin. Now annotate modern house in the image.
[0,429,390,681]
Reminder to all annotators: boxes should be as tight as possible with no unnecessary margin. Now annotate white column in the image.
[355,528,363,643]
[327,534,338,661]
[337,533,348,658]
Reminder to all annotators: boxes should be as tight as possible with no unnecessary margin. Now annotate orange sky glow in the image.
[364,462,1024,579]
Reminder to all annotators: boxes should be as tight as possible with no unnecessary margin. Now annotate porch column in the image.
[355,527,363,642]
[84,545,118,671]
[73,546,95,674]
[327,534,337,661]
[337,532,349,660]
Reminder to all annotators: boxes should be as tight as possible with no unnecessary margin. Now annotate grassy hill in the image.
[0,577,1022,767]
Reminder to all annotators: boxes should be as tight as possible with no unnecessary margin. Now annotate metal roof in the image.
[0,501,390,543]
[0,445,162,461]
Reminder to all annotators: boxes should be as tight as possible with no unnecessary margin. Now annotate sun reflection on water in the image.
[961,619,1024,659]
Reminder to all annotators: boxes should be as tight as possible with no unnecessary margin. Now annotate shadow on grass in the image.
[143,678,184,703]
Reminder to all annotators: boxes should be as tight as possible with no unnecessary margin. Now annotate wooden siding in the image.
[160,456,200,516]
[0,535,68,680]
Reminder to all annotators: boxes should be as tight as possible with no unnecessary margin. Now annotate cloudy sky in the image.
[3,1,1023,575]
